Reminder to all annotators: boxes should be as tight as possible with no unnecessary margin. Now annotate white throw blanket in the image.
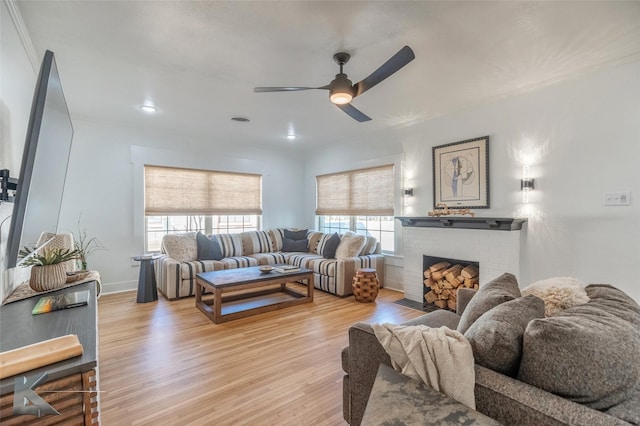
[372,324,476,409]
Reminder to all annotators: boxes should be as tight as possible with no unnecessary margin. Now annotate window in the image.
[316,165,395,252]
[146,215,259,252]
[318,215,395,252]
[144,166,261,251]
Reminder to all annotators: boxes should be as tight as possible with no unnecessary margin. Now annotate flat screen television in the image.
[5,50,74,268]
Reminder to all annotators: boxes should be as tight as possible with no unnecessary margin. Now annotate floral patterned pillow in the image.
[162,232,198,262]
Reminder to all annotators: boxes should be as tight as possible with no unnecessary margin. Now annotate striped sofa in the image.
[155,229,385,300]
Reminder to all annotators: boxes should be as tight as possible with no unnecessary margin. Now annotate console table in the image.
[0,281,100,424]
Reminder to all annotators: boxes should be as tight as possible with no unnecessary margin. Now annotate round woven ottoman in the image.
[353,268,379,303]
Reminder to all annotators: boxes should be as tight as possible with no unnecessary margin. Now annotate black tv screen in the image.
[5,50,73,268]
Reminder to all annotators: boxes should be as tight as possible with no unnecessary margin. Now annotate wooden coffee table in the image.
[195,265,314,323]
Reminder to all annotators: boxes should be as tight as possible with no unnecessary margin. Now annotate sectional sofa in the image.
[155,229,385,300]
[342,274,640,425]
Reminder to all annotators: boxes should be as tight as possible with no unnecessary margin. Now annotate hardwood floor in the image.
[97,286,424,425]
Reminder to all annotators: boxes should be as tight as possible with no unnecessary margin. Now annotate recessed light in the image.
[140,105,158,113]
[287,134,296,140]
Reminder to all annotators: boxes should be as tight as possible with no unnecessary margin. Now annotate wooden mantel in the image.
[395,216,526,231]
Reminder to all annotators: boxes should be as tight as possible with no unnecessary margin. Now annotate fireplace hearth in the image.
[423,255,479,312]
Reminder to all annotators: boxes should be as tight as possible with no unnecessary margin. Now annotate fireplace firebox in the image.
[423,255,479,312]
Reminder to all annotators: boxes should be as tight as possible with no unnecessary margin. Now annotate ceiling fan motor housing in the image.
[329,73,354,104]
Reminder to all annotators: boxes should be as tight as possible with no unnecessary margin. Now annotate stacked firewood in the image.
[423,262,479,311]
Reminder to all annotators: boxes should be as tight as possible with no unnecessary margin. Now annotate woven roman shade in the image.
[144,165,262,215]
[316,164,394,215]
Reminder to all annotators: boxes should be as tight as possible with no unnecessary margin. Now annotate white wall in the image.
[0,0,37,302]
[306,59,640,302]
[56,119,307,294]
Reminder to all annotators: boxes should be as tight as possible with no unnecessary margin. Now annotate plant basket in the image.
[29,263,67,292]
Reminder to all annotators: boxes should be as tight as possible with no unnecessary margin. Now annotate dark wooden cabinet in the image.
[0,281,99,424]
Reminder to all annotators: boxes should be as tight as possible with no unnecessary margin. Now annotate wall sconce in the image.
[521,179,535,191]
[521,164,534,203]
[403,188,414,197]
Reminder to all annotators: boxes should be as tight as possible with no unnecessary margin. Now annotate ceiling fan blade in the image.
[253,86,329,93]
[336,103,371,122]
[353,45,415,97]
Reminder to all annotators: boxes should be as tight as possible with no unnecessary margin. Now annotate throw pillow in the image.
[359,236,378,256]
[283,229,308,241]
[335,231,367,260]
[161,232,198,262]
[216,233,243,258]
[196,232,223,261]
[521,276,590,317]
[307,231,324,254]
[282,238,308,252]
[518,284,640,412]
[268,228,286,252]
[464,295,545,377]
[317,233,341,259]
[240,230,273,254]
[456,272,521,334]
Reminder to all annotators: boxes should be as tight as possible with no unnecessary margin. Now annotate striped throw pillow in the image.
[216,233,243,258]
[241,230,273,255]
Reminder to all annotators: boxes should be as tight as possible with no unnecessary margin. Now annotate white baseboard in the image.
[100,280,137,296]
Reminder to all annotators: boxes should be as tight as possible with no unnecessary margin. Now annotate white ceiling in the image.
[16,1,640,151]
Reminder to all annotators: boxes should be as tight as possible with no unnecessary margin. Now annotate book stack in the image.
[275,265,301,273]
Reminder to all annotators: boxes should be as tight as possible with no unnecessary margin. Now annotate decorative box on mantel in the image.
[397,216,527,303]
[395,216,526,231]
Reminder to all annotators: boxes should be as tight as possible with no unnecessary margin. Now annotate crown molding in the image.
[4,0,38,72]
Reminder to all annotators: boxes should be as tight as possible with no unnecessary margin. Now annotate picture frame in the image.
[432,136,489,209]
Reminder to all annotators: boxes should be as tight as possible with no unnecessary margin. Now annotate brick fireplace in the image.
[398,217,526,304]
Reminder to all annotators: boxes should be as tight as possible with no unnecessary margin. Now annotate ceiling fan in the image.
[254,45,415,122]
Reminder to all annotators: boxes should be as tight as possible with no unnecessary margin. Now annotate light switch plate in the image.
[603,191,631,206]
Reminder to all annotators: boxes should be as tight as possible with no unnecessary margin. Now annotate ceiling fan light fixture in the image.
[329,73,353,105]
[330,91,353,105]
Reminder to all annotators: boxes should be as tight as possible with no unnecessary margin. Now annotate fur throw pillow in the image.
[335,231,366,260]
[522,277,590,317]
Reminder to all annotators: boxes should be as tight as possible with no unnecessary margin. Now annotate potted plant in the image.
[74,218,105,271]
[19,246,80,292]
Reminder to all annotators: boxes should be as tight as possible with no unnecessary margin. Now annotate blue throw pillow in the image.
[196,232,223,260]
[284,229,308,241]
[282,238,308,252]
[321,233,341,259]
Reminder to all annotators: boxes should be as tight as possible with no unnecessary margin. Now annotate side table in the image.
[352,268,379,302]
[362,364,501,425]
[133,254,163,303]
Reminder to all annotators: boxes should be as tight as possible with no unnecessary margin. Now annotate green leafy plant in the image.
[74,217,106,270]
[19,246,80,267]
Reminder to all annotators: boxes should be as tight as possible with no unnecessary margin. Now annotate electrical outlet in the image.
[603,191,631,206]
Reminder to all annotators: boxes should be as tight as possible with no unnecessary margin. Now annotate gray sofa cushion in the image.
[518,284,640,417]
[402,309,461,330]
[465,295,545,377]
[284,229,308,240]
[282,238,308,252]
[457,273,521,334]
